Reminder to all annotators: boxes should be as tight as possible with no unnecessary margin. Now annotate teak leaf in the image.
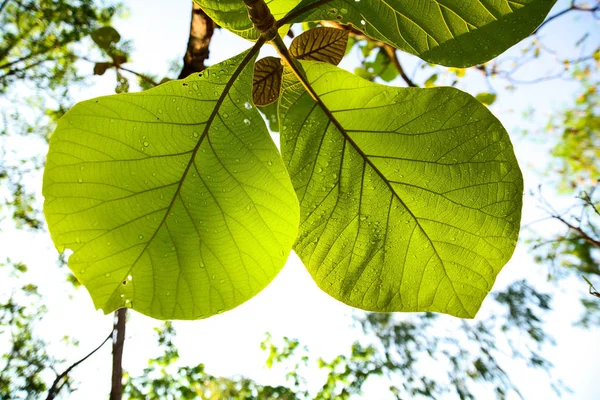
[290,27,349,66]
[280,61,523,318]
[253,57,283,106]
[280,0,556,67]
[194,0,299,39]
[43,48,300,320]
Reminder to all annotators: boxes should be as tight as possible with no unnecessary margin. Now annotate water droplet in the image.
[244,102,252,109]
[105,273,111,278]
[243,118,250,125]
[143,141,149,147]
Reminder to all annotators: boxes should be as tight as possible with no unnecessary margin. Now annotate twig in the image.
[321,21,418,87]
[46,331,113,400]
[116,66,158,87]
[582,276,600,298]
[79,56,159,87]
[533,2,600,35]
[382,45,417,87]
[551,213,600,249]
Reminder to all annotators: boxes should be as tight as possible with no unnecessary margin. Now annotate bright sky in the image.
[1,0,599,399]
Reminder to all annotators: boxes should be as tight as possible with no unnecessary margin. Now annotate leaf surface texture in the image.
[43,49,300,320]
[280,61,523,318]
[290,27,349,65]
[283,0,556,67]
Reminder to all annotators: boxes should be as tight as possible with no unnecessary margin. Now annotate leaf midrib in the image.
[105,40,264,307]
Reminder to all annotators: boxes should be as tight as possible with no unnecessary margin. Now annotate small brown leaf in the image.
[253,57,283,107]
[290,27,349,66]
[93,62,113,76]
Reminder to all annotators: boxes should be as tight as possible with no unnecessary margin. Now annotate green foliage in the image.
[260,280,559,399]
[281,0,556,67]
[280,61,522,318]
[42,0,554,319]
[124,322,298,399]
[549,80,599,191]
[0,0,119,92]
[0,261,60,399]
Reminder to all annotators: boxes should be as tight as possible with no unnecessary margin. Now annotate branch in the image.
[533,2,600,35]
[109,308,127,400]
[382,45,417,87]
[551,213,600,249]
[321,21,418,87]
[116,65,159,87]
[178,2,215,79]
[79,56,159,87]
[45,331,112,400]
[583,276,600,298]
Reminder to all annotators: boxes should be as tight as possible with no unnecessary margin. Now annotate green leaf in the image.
[279,61,523,318]
[424,73,439,88]
[91,26,121,50]
[281,0,556,67]
[194,0,299,40]
[290,27,349,66]
[476,92,498,106]
[43,48,300,320]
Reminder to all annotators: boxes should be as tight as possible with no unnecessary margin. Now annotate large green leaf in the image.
[43,48,300,320]
[194,0,299,40]
[280,61,523,318]
[280,0,556,67]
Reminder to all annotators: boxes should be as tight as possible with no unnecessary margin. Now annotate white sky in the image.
[1,0,599,399]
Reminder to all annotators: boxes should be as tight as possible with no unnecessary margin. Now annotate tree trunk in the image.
[109,308,127,400]
[178,3,214,79]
